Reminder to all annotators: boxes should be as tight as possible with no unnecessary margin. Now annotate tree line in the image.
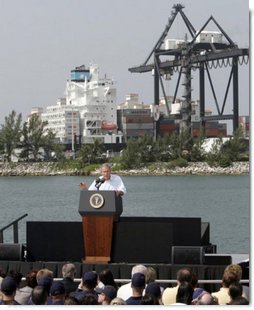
[0,111,64,162]
[0,110,249,169]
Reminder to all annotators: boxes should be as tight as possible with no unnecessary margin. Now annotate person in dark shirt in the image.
[60,263,78,296]
[126,272,146,305]
[70,271,98,303]
[50,282,66,305]
[30,285,48,305]
[0,276,20,305]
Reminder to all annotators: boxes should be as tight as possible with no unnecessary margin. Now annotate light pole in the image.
[71,108,75,159]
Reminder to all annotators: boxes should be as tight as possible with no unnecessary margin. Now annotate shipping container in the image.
[122,116,153,123]
[122,123,154,130]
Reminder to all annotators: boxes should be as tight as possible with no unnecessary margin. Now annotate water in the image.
[0,175,250,254]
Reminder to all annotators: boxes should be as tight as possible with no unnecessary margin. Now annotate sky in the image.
[0,0,250,125]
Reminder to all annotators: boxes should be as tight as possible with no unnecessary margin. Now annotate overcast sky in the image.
[0,0,250,125]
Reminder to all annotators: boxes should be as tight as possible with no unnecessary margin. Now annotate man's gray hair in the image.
[131,264,147,277]
[62,263,76,279]
[101,163,111,170]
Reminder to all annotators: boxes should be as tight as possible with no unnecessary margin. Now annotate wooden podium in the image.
[79,190,122,264]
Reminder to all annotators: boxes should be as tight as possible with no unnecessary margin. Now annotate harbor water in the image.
[0,175,250,254]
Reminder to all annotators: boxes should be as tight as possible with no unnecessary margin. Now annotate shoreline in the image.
[0,161,249,176]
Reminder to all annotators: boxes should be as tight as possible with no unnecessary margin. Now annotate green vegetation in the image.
[0,111,22,162]
[0,111,56,162]
[0,110,249,173]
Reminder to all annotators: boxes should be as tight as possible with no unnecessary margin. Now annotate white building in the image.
[42,63,123,145]
[41,98,80,145]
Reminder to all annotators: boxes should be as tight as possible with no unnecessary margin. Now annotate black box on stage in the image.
[0,243,24,261]
[203,254,232,265]
[172,246,204,264]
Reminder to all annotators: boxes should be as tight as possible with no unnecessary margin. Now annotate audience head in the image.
[36,268,53,293]
[224,264,242,281]
[222,271,238,288]
[228,281,243,300]
[131,264,147,277]
[82,271,98,290]
[64,296,79,305]
[50,281,66,298]
[145,281,161,299]
[228,296,249,305]
[98,269,116,287]
[0,276,17,296]
[37,276,53,293]
[145,266,157,283]
[110,297,126,305]
[176,267,192,284]
[36,268,53,283]
[131,272,146,290]
[80,294,99,305]
[141,294,159,305]
[7,270,22,287]
[192,291,218,305]
[31,285,48,305]
[25,270,38,289]
[62,263,76,280]
[97,285,117,304]
[176,281,194,305]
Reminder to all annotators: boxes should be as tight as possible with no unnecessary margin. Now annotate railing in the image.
[0,213,28,243]
[19,278,249,285]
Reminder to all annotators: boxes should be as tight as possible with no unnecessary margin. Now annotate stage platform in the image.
[26,217,211,263]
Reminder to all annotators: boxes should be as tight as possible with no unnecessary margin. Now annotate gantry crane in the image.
[129,3,249,137]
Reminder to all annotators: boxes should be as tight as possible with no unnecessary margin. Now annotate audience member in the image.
[70,270,98,303]
[50,281,66,305]
[117,264,147,300]
[31,268,54,305]
[110,297,126,305]
[145,281,162,304]
[31,285,48,305]
[141,294,160,305]
[228,296,249,305]
[15,269,38,305]
[36,268,54,285]
[192,291,218,305]
[211,269,239,304]
[224,263,249,301]
[6,270,23,304]
[1,262,250,306]
[80,294,99,305]
[190,272,206,299]
[97,285,117,305]
[98,268,118,290]
[227,281,248,305]
[228,281,242,301]
[145,266,157,284]
[64,296,80,305]
[0,276,19,305]
[146,266,164,294]
[171,281,193,305]
[162,267,192,305]
[60,263,78,296]
[126,272,146,305]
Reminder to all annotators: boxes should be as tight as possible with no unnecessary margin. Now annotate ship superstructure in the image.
[42,63,123,145]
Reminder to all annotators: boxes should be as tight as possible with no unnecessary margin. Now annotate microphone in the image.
[95,177,105,190]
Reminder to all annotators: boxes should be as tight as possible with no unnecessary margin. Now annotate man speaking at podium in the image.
[80,163,126,197]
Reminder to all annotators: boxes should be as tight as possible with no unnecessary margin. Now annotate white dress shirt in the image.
[89,174,126,194]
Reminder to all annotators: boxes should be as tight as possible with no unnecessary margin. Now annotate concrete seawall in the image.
[0,161,249,176]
